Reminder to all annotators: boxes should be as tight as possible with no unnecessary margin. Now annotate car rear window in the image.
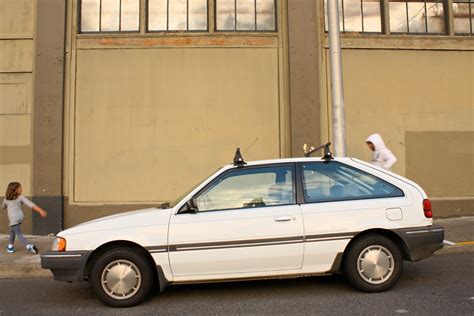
[300,162,404,203]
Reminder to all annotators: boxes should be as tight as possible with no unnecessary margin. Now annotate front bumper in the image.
[395,224,444,261]
[41,251,92,282]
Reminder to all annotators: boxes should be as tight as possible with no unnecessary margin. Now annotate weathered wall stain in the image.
[85,36,278,48]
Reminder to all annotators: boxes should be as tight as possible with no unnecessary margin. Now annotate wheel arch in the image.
[338,228,410,272]
[83,240,166,290]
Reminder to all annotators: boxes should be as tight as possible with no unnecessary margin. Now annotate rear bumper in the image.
[395,224,444,261]
[41,251,91,282]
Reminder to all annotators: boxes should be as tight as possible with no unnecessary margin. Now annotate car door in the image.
[168,163,304,278]
[298,161,410,273]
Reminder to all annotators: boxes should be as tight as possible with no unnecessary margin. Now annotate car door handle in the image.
[274,216,292,222]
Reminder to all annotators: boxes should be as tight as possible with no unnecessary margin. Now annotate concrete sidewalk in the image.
[0,217,473,279]
[0,235,55,278]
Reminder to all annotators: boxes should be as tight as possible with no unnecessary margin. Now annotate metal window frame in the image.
[341,0,346,31]
[214,0,278,32]
[146,0,209,32]
[323,0,469,36]
[323,0,384,34]
[387,0,447,35]
[78,0,278,34]
[79,0,141,34]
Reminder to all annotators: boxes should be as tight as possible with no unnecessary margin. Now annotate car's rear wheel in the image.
[90,247,154,307]
[343,234,403,292]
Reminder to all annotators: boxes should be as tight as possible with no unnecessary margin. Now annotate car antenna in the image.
[303,142,334,162]
[243,137,259,154]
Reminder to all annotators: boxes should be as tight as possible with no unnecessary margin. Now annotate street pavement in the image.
[0,253,472,315]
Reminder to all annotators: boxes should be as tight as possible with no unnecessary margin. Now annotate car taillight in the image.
[423,199,432,218]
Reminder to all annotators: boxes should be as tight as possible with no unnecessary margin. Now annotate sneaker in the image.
[27,244,39,254]
[6,245,15,254]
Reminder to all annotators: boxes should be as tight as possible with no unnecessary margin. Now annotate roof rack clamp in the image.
[303,142,334,162]
[233,148,247,167]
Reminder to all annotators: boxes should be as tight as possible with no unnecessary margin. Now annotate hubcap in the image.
[101,259,142,300]
[357,245,394,285]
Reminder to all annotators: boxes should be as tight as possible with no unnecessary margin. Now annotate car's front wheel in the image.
[343,234,403,292]
[90,247,154,307]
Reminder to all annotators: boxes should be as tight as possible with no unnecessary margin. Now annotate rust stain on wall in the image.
[89,36,277,48]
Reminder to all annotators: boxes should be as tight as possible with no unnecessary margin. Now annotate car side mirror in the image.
[182,198,198,214]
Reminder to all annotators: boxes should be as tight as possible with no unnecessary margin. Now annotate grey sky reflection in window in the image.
[237,0,256,30]
[121,0,140,31]
[80,0,139,32]
[189,0,208,30]
[148,0,208,31]
[362,0,382,32]
[101,0,120,31]
[216,0,276,31]
[168,0,187,30]
[257,0,276,30]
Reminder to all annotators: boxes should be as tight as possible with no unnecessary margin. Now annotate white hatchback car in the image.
[41,151,444,307]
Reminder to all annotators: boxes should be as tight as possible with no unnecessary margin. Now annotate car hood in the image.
[58,207,172,236]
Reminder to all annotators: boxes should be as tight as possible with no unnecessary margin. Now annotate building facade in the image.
[0,0,472,234]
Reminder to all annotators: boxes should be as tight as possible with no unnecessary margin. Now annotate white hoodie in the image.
[366,133,397,171]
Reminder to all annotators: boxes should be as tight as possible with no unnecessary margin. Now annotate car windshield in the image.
[165,168,222,208]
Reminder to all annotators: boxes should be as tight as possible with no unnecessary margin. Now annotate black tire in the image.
[343,234,403,292]
[90,247,155,307]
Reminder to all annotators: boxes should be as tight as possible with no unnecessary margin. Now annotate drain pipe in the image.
[327,0,347,157]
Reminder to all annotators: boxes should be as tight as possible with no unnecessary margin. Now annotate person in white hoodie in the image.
[366,133,397,171]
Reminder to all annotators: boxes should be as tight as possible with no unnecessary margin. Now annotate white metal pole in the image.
[327,0,346,157]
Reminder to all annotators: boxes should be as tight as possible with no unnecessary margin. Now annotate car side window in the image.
[301,162,404,203]
[195,165,295,212]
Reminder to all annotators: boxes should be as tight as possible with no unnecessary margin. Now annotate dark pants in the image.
[9,224,29,246]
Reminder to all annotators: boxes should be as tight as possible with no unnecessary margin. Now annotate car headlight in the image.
[51,237,67,251]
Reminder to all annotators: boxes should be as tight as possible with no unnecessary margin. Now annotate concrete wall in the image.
[73,47,281,203]
[0,0,36,233]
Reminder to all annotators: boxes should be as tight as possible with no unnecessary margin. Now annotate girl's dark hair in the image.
[5,182,21,200]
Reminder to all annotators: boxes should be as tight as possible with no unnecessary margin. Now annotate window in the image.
[300,162,404,203]
[195,165,294,212]
[79,0,277,33]
[80,0,140,32]
[148,0,208,31]
[216,0,276,31]
[324,0,382,33]
[323,0,474,35]
[453,0,473,35]
[389,0,444,34]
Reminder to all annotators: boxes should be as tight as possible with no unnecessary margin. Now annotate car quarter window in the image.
[300,162,404,203]
[195,165,295,212]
